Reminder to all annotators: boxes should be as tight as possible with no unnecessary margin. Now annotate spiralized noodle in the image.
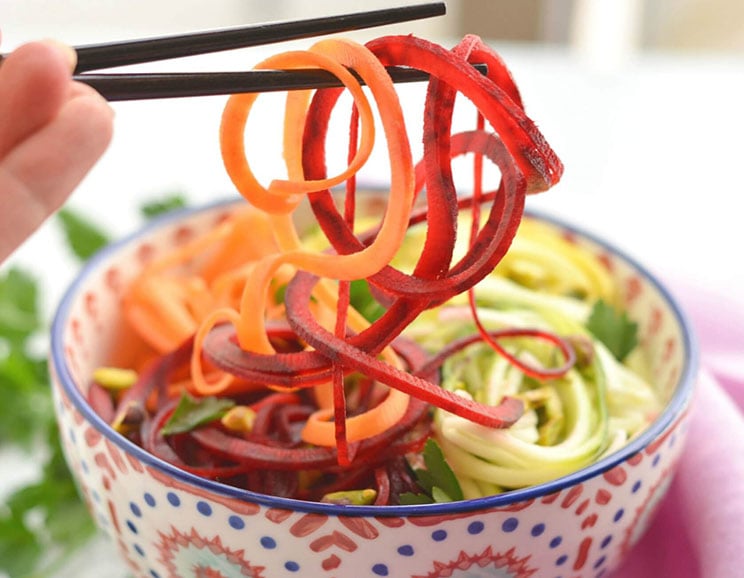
[400,215,660,494]
[89,34,659,505]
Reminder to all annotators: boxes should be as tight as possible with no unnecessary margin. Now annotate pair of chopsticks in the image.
[12,3,461,101]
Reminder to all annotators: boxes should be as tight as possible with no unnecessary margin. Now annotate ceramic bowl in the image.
[50,197,698,578]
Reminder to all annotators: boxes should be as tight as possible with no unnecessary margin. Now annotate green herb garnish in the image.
[586,299,639,362]
[57,207,110,260]
[400,439,464,504]
[161,393,235,435]
[349,279,386,322]
[0,267,95,577]
[0,269,51,450]
[1,198,193,576]
[139,193,187,219]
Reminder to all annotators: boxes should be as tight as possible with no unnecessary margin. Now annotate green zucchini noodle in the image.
[400,215,661,497]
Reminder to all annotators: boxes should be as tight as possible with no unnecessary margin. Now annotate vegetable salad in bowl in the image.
[396,214,663,498]
[50,33,697,578]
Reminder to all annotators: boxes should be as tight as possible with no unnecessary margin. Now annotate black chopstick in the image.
[75,64,488,101]
[70,2,446,73]
[76,68,429,101]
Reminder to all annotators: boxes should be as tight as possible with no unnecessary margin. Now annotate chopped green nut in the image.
[520,386,564,446]
[93,367,138,390]
[566,334,595,368]
[321,488,377,505]
[111,401,145,434]
[221,405,257,433]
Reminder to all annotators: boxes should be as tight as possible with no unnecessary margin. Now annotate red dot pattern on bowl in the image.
[53,378,690,578]
[52,204,694,578]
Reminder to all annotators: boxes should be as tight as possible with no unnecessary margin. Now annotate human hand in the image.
[0,37,114,263]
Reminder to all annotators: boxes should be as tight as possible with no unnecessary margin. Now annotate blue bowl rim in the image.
[50,197,699,517]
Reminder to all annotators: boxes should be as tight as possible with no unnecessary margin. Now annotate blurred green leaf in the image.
[349,279,386,322]
[139,193,187,219]
[0,268,40,343]
[0,268,52,449]
[1,424,96,577]
[0,513,43,578]
[1,195,194,576]
[0,264,93,575]
[56,208,110,260]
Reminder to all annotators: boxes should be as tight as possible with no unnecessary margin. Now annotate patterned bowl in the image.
[50,197,698,578]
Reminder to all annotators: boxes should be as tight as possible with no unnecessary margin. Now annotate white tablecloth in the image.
[1,31,743,577]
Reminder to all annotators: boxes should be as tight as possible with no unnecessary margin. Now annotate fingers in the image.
[0,41,76,158]
[0,38,110,168]
[39,39,78,70]
[0,88,114,262]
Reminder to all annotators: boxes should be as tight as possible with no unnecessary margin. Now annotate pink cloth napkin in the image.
[613,284,744,578]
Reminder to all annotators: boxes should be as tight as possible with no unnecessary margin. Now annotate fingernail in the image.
[42,38,78,72]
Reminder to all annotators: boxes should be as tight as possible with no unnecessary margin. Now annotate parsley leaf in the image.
[161,393,235,435]
[400,439,463,504]
[0,268,53,449]
[586,299,639,362]
[0,267,94,577]
[1,196,191,576]
[0,514,41,578]
[1,424,96,577]
[139,193,187,219]
[56,208,110,260]
[349,279,386,322]
[0,268,40,343]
